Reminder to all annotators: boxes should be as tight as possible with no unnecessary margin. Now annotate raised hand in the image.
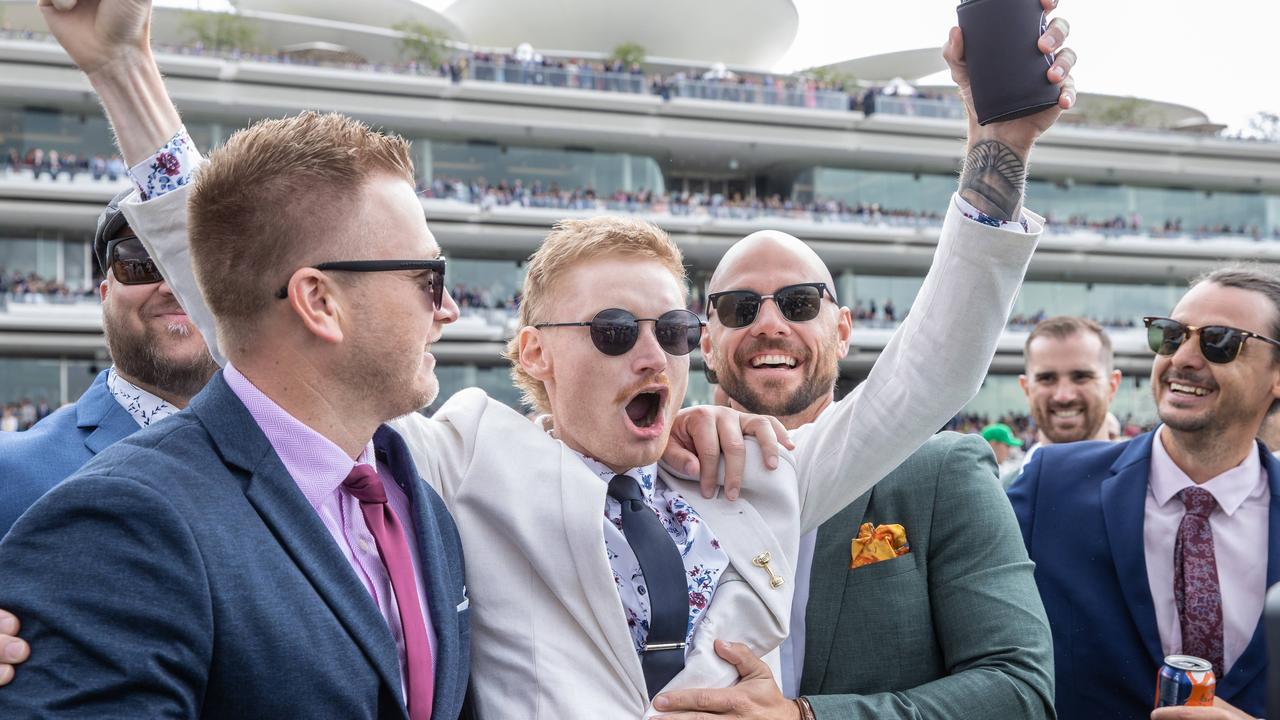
[944,0,1076,220]
[36,0,180,164]
[37,0,154,76]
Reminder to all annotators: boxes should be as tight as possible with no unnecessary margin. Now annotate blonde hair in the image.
[188,111,415,347]
[505,216,686,412]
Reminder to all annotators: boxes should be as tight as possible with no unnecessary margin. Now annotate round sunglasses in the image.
[535,308,704,357]
[1143,316,1280,364]
[106,236,164,285]
[706,282,834,328]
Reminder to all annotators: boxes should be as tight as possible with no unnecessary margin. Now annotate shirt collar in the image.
[536,416,660,498]
[107,366,179,428]
[223,363,375,510]
[1149,424,1265,516]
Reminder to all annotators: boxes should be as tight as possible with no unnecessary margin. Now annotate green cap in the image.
[981,423,1024,447]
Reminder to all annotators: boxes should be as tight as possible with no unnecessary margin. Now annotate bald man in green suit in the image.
[659,223,1055,718]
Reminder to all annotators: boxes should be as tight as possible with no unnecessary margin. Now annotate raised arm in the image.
[41,0,223,364]
[791,0,1076,533]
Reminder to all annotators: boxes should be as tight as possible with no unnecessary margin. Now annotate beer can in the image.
[1155,655,1216,708]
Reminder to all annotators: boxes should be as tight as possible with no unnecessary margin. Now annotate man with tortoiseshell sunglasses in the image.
[1010,267,1280,720]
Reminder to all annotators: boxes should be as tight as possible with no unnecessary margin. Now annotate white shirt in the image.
[1144,426,1270,673]
[107,367,180,428]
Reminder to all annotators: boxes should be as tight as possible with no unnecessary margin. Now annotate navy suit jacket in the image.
[1009,431,1278,720]
[0,369,138,535]
[0,372,470,720]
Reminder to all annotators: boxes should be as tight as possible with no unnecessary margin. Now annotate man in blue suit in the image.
[0,2,471,715]
[0,189,218,537]
[1010,266,1280,720]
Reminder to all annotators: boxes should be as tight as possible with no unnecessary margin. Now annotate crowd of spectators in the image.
[1044,210,1280,241]
[0,397,52,432]
[944,410,1150,446]
[0,269,95,303]
[2,148,128,184]
[420,175,948,226]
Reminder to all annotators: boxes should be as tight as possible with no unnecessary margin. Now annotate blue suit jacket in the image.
[0,372,470,720]
[0,369,138,535]
[1009,431,1278,720]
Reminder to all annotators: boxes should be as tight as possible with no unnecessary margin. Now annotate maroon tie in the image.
[1173,486,1225,678]
[344,464,434,720]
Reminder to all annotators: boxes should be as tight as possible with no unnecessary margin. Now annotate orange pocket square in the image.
[850,522,910,569]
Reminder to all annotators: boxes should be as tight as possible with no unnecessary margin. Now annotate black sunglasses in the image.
[706,282,835,328]
[1143,316,1280,364]
[106,235,164,285]
[274,259,446,308]
[535,308,705,357]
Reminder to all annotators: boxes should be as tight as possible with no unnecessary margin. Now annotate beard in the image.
[338,335,438,421]
[716,334,840,418]
[1030,400,1108,444]
[102,311,219,401]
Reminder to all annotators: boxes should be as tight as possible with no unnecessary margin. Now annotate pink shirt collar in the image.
[1149,425,1265,517]
[223,363,376,511]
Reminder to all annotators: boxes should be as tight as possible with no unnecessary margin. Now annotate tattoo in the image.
[958,140,1027,221]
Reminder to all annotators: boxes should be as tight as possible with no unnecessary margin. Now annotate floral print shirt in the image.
[107,367,179,428]
[127,127,199,200]
[575,454,728,657]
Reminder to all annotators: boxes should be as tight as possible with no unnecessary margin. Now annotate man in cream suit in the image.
[5,1,1075,716]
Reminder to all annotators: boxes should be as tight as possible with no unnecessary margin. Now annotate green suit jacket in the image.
[798,432,1055,719]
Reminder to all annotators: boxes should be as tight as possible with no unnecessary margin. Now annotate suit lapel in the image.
[76,372,139,455]
[192,374,405,713]
[799,491,872,694]
[1217,442,1280,697]
[1100,433,1164,668]
[557,446,648,699]
[673,473,794,645]
[374,426,464,720]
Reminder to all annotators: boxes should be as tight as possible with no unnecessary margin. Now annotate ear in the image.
[286,268,346,345]
[1107,369,1123,399]
[700,329,716,373]
[98,279,109,303]
[518,326,553,383]
[1018,373,1030,396]
[835,305,853,359]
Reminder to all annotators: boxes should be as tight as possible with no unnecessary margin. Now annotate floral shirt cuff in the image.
[127,126,203,201]
[953,195,1030,234]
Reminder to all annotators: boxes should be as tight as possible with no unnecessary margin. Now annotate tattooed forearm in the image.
[958,140,1027,221]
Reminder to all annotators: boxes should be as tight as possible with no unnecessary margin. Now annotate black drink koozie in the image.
[956,0,1060,125]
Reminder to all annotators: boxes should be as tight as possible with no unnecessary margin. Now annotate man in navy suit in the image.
[0,190,217,537]
[1010,266,1280,720]
[0,2,470,716]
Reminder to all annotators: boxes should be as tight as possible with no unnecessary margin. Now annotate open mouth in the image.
[624,387,667,432]
[749,353,799,370]
[1168,381,1212,398]
[1050,408,1082,420]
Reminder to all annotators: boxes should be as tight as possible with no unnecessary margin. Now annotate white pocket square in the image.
[457,592,470,612]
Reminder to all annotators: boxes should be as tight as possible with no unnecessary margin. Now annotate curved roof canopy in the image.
[442,0,799,68]
[237,0,466,39]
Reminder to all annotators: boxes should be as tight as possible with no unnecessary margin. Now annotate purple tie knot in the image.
[1179,487,1216,519]
[343,464,388,505]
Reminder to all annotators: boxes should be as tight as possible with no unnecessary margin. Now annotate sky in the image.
[775,0,1280,133]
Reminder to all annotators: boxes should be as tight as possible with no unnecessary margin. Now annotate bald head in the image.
[709,230,837,299]
[703,229,851,429]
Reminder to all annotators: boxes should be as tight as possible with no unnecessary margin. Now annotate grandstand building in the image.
[2,0,1278,430]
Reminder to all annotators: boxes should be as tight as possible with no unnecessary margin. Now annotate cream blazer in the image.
[124,186,1041,718]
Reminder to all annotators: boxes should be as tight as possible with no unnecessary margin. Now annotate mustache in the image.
[614,374,671,405]
[733,338,811,366]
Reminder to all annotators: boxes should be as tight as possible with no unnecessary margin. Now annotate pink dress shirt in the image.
[224,364,435,702]
[1144,426,1270,674]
